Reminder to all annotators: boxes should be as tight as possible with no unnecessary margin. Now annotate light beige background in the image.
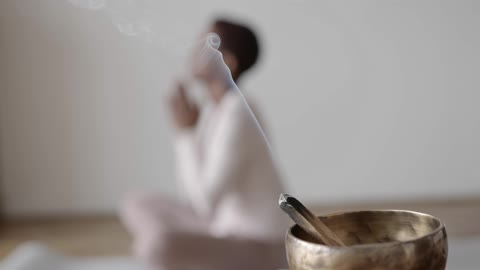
[0,0,479,216]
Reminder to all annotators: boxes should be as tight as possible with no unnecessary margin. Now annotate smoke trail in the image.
[192,32,274,152]
[66,0,203,83]
[67,0,274,159]
[196,33,221,72]
[67,0,166,43]
[68,0,106,10]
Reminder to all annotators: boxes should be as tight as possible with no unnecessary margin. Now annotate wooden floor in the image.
[0,196,479,260]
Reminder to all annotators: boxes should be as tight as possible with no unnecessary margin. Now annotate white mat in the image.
[0,242,146,270]
[1,238,478,270]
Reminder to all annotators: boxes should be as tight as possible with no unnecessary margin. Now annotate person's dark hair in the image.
[212,18,260,79]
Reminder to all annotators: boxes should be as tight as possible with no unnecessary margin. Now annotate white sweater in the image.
[175,89,288,241]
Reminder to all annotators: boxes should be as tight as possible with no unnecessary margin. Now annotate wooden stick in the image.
[279,194,345,246]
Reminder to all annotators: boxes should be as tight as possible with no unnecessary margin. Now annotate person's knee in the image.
[119,193,159,232]
[120,193,149,217]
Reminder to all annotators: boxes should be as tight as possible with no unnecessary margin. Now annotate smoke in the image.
[65,0,271,157]
[66,0,206,81]
[68,0,106,10]
[197,33,221,68]
[68,0,158,41]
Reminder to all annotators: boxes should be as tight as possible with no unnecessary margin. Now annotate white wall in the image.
[1,0,479,216]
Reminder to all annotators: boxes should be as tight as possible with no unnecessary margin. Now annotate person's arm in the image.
[180,96,256,217]
[168,81,204,201]
[174,129,202,197]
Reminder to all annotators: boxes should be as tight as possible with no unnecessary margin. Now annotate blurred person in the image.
[120,18,288,270]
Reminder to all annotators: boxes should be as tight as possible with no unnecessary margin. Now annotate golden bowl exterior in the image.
[286,210,448,270]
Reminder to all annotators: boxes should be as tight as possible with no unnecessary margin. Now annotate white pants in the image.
[119,192,288,270]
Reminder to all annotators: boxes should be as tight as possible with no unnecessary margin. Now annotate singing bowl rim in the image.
[286,209,446,250]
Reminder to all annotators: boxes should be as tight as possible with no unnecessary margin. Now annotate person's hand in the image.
[169,82,199,129]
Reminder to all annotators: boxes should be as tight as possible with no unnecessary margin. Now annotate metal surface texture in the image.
[279,194,345,246]
[286,210,448,270]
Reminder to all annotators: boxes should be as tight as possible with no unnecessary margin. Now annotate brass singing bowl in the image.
[286,210,448,270]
